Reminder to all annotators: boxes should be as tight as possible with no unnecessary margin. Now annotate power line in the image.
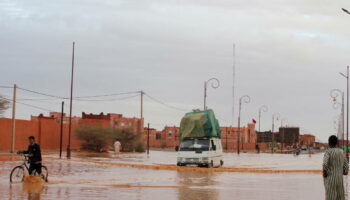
[17,86,140,100]
[74,94,140,102]
[144,93,188,112]
[0,86,13,88]
[17,87,68,99]
[0,97,55,112]
[74,91,140,99]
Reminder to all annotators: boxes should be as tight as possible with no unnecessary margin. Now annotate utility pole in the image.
[147,123,150,155]
[10,84,16,153]
[140,91,144,120]
[67,42,75,159]
[59,101,64,159]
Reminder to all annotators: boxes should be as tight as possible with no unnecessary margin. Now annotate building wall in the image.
[0,117,82,151]
[145,123,259,151]
[0,112,143,152]
[299,134,316,147]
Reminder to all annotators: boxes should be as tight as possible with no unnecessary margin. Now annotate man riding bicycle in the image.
[18,136,42,175]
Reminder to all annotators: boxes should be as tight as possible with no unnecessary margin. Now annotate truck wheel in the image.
[208,160,214,168]
[220,160,224,166]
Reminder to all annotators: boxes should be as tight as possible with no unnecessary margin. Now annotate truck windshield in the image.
[179,139,210,151]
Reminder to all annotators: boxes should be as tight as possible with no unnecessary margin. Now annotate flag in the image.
[252,119,257,124]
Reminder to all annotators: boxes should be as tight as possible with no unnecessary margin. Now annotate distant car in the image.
[301,146,307,151]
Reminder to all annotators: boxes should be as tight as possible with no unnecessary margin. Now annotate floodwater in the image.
[0,151,347,200]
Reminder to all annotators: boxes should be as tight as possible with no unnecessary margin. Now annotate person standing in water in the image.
[114,139,121,155]
[323,135,349,200]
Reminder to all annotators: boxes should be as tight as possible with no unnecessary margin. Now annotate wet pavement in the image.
[0,151,347,199]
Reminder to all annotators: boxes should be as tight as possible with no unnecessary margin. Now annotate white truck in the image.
[176,109,223,168]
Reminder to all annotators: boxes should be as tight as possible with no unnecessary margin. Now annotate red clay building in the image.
[299,134,316,147]
[145,123,265,151]
[0,112,143,152]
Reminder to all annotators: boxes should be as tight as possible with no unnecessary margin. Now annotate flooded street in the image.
[0,151,345,199]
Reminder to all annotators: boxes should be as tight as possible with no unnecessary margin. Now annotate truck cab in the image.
[176,137,223,167]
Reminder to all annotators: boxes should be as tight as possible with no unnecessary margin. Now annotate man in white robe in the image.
[323,135,349,200]
[114,140,121,155]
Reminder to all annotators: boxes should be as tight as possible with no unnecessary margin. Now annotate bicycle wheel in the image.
[10,166,25,183]
[40,166,48,182]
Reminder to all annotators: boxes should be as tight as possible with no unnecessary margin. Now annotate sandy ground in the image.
[0,151,347,200]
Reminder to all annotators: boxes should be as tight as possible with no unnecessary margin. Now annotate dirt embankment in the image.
[46,157,322,174]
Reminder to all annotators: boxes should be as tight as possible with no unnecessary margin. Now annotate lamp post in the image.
[271,113,280,153]
[339,66,349,160]
[330,89,345,149]
[204,78,220,110]
[258,105,268,132]
[341,8,350,160]
[342,8,350,15]
[237,95,250,155]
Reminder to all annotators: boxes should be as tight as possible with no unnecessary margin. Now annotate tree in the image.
[76,126,113,152]
[112,129,136,152]
[0,95,10,117]
[112,129,145,152]
[75,125,145,153]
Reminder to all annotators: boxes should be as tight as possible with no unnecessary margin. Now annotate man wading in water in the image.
[18,136,42,176]
[323,135,349,200]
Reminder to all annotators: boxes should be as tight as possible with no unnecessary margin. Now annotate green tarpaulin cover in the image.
[179,109,221,140]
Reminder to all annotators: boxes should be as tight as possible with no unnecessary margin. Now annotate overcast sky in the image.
[1,0,350,141]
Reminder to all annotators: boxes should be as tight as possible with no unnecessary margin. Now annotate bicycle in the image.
[10,153,48,183]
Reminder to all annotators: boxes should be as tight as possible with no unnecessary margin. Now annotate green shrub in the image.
[76,126,113,152]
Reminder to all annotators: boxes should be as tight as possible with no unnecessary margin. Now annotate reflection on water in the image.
[24,176,45,200]
[1,151,348,200]
[177,171,219,200]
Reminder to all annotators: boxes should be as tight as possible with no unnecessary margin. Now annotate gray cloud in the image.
[1,0,350,141]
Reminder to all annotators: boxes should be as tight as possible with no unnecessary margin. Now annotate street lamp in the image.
[330,89,345,149]
[271,113,280,153]
[339,67,349,160]
[203,78,220,110]
[237,95,250,154]
[258,105,268,132]
[342,8,350,15]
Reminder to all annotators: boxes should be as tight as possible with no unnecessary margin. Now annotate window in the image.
[120,122,125,126]
[168,130,173,136]
[179,139,209,151]
[156,134,162,140]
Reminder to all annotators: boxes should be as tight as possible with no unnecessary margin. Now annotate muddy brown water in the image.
[0,151,347,199]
